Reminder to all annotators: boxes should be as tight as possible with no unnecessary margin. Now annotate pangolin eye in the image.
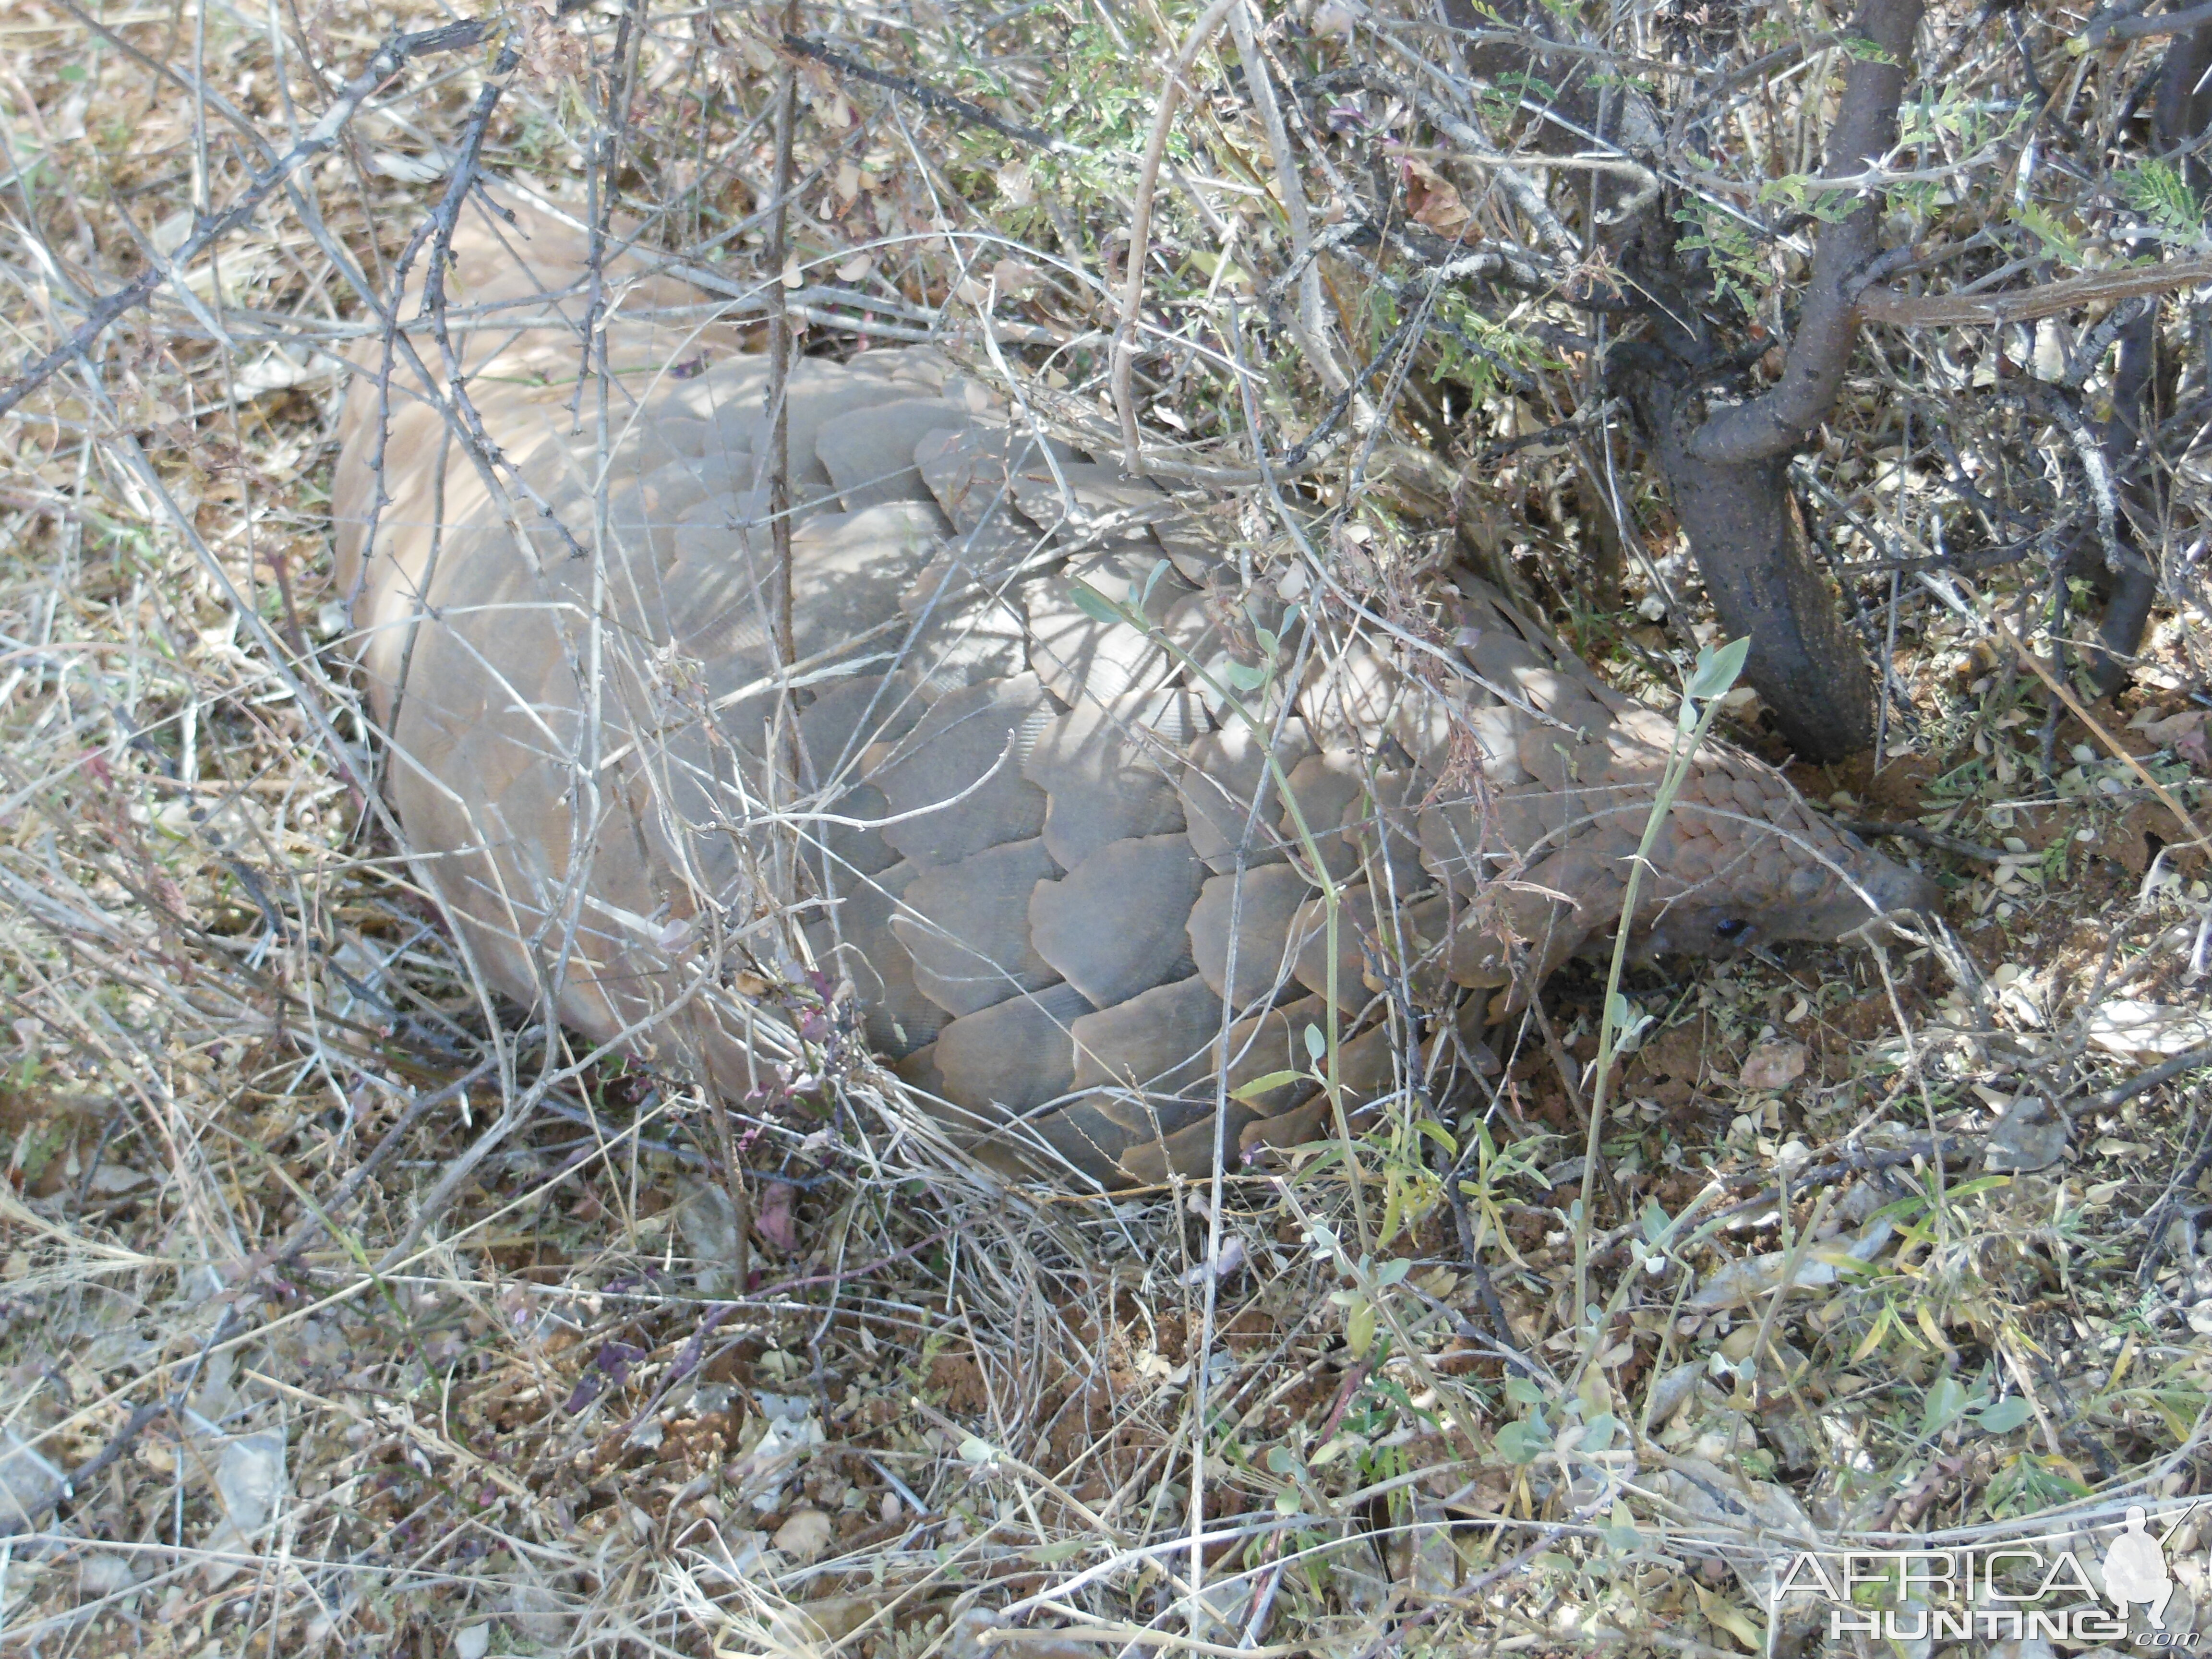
[1713,917,1753,942]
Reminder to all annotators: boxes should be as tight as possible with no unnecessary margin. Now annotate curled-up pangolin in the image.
[331,190,1933,1187]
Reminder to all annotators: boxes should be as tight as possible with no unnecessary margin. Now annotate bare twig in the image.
[1230,1,1350,398]
[1858,252,2212,326]
[0,1309,243,1541]
[1838,817,2007,862]
[1310,65,1587,261]
[768,15,801,677]
[0,19,492,422]
[2071,1042,2212,1116]
[1113,0,1240,467]
[269,1060,500,1262]
[785,34,1073,152]
[1987,612,2210,851]
[2083,0,2212,46]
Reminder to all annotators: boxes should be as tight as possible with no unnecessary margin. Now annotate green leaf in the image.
[1581,1412,1619,1454]
[1345,1296,1377,1359]
[1414,1117,1457,1155]
[1220,659,1268,691]
[1310,1430,1363,1467]
[1640,1200,1671,1246]
[1303,1023,1326,1062]
[1686,635,1752,700]
[2118,158,2205,240]
[1372,1257,1411,1287]
[1838,31,1900,62]
[1919,1375,1970,1437]
[1493,1413,1551,1464]
[1068,582,1122,626]
[2014,201,2082,262]
[1976,1397,2032,1434]
[1229,1069,1302,1102]
[958,1435,999,1463]
[1599,1501,1642,1553]
[1943,1175,2015,1201]
[1503,1375,1547,1408]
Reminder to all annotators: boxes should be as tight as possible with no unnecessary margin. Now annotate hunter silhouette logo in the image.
[2105,1507,2175,1629]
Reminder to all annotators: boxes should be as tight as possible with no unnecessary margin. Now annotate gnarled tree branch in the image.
[1687,0,1924,465]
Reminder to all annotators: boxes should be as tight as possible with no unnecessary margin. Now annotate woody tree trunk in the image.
[1632,0,1922,761]
[2082,0,2212,692]
[1441,0,1922,761]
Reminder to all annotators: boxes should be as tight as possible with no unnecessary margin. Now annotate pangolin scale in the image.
[331,191,1931,1187]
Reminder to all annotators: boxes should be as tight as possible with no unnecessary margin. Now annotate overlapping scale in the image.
[333,186,1931,1190]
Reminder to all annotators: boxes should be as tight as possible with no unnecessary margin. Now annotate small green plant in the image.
[1760,172,1880,225]
[2014,200,2084,263]
[1673,203,1766,312]
[1571,636,1750,1338]
[2117,159,2207,244]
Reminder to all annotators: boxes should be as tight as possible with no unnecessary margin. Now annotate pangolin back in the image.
[331,190,1930,1186]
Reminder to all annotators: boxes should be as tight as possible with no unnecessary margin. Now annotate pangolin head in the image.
[1632,827,1939,962]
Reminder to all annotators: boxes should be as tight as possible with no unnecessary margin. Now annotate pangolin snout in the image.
[1633,837,1937,961]
[1855,848,1941,918]
[1758,838,1940,948]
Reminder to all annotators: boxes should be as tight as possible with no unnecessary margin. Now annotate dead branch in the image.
[786,34,1074,153]
[0,19,492,423]
[2083,0,2212,46]
[1857,252,2212,325]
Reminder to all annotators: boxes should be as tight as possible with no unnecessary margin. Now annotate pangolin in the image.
[330,190,1931,1186]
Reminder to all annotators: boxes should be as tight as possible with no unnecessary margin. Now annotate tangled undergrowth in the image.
[0,0,2208,1655]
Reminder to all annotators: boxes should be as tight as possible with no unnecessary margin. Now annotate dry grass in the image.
[0,0,2210,1656]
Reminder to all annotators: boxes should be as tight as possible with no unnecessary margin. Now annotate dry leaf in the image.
[367,151,447,184]
[773,1508,835,1563]
[1662,1455,1824,1612]
[753,1180,799,1252]
[1984,1094,2068,1173]
[2137,709,2209,767]
[1400,156,1471,236]
[990,257,1043,297]
[1311,0,1360,39]
[1738,1039,1807,1093]
[1686,1217,1893,1310]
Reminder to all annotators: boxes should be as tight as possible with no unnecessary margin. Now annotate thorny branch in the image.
[1688,0,1927,464]
[785,34,1073,154]
[0,18,493,422]
[2083,0,2212,46]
